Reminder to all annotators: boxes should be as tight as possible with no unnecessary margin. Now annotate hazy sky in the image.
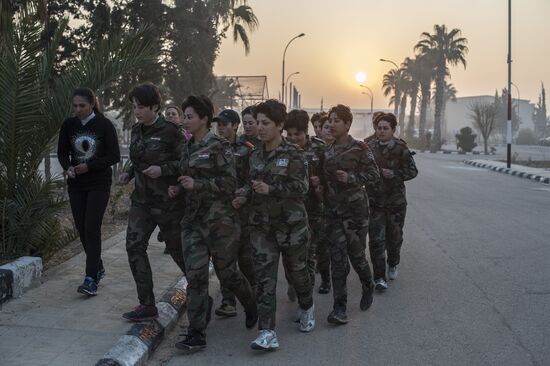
[214,0,550,110]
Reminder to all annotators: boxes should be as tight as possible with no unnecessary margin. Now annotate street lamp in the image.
[380,58,400,116]
[285,72,300,106]
[282,33,305,105]
[360,84,374,114]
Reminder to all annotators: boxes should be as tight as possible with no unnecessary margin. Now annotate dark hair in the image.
[128,83,162,112]
[242,105,255,118]
[181,95,214,127]
[311,111,327,125]
[371,111,384,126]
[254,99,287,126]
[284,109,309,132]
[329,104,353,124]
[72,87,99,113]
[165,105,182,116]
[374,112,397,129]
[319,115,329,129]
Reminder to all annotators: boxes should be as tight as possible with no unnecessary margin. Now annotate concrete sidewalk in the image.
[0,228,184,366]
[464,159,550,184]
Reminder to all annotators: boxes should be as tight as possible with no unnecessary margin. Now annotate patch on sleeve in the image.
[367,151,375,161]
[276,158,289,167]
[198,153,210,159]
[224,149,233,158]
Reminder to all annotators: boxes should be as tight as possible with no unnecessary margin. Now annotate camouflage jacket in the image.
[231,138,255,188]
[367,137,418,208]
[303,136,326,216]
[125,116,183,209]
[179,130,237,221]
[243,138,309,225]
[238,134,262,147]
[323,135,380,217]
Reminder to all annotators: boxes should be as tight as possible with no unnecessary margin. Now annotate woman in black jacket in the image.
[57,88,121,296]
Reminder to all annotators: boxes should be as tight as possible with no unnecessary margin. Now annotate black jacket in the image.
[57,113,121,192]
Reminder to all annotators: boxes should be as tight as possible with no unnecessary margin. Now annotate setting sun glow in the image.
[355,72,366,84]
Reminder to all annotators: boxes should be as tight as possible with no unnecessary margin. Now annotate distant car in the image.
[539,137,550,146]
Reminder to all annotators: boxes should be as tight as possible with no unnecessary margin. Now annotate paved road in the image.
[150,154,550,366]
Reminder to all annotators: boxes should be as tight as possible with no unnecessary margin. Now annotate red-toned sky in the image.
[214,0,550,109]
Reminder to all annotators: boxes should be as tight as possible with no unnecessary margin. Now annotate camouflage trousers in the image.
[251,221,312,330]
[284,214,325,292]
[182,214,255,332]
[126,203,186,305]
[311,215,330,285]
[368,205,407,280]
[220,222,256,307]
[326,214,373,312]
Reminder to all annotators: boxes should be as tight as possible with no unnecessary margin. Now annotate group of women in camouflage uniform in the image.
[61,82,417,354]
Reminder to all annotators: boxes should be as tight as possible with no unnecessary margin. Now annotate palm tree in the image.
[415,54,435,145]
[0,1,154,259]
[212,0,259,55]
[415,24,468,151]
[401,57,421,139]
[382,68,402,117]
[441,81,457,139]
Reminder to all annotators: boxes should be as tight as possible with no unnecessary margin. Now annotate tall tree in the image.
[470,102,497,155]
[382,68,402,117]
[401,57,420,139]
[533,82,549,138]
[416,54,435,145]
[166,0,258,106]
[415,24,468,152]
[440,81,457,139]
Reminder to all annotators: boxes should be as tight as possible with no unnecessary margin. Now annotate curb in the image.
[417,150,484,155]
[96,263,215,366]
[464,160,550,185]
[0,256,42,304]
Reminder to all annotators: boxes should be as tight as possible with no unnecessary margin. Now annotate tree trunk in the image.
[398,95,407,135]
[394,88,400,116]
[484,137,488,155]
[407,89,418,139]
[432,66,446,152]
[419,81,430,148]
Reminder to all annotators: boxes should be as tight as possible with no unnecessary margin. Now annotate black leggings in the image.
[69,190,110,281]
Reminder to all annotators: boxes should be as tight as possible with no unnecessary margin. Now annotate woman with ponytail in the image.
[57,87,121,296]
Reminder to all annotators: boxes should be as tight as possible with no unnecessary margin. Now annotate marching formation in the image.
[57,82,418,354]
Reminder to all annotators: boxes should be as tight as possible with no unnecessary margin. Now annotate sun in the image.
[355,71,367,83]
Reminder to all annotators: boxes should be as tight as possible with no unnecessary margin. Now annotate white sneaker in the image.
[251,330,279,350]
[293,306,303,323]
[388,266,398,280]
[374,278,388,290]
[299,304,315,332]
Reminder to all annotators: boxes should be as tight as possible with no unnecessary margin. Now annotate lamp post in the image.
[380,58,401,116]
[360,84,374,114]
[282,33,305,105]
[285,72,300,106]
[506,0,512,168]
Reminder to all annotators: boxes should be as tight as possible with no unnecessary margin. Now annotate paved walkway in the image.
[0,229,184,365]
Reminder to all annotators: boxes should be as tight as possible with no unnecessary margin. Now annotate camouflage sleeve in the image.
[268,150,309,198]
[394,148,418,182]
[160,136,184,177]
[347,146,380,189]
[124,160,135,179]
[194,142,237,195]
